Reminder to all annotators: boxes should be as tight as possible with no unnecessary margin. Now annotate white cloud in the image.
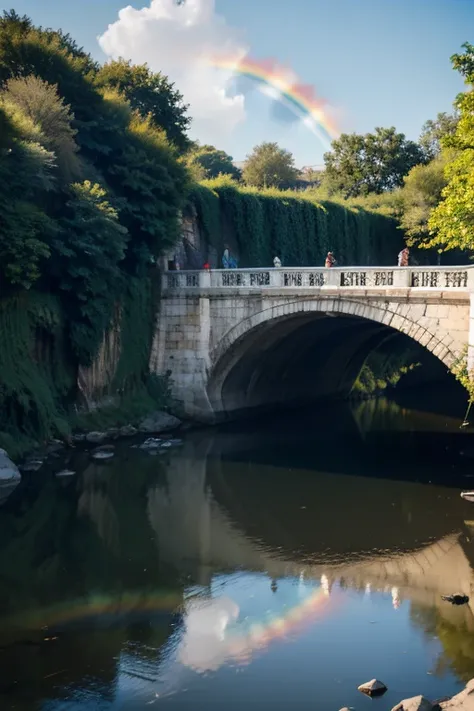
[98,0,248,143]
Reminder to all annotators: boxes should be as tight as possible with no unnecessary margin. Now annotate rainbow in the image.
[222,585,335,664]
[0,591,183,632]
[206,56,340,148]
[0,585,336,674]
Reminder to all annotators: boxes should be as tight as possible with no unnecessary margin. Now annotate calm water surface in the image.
[2,395,474,710]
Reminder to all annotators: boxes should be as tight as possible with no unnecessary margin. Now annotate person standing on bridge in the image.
[222,245,238,269]
[325,251,336,268]
[398,247,409,267]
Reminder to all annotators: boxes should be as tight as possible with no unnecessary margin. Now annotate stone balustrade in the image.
[163,266,474,291]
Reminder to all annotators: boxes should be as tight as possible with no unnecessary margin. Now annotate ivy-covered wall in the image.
[190,178,403,268]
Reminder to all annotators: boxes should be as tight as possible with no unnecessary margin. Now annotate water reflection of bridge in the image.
[147,437,474,627]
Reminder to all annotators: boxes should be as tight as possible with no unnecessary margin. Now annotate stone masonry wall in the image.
[152,287,471,419]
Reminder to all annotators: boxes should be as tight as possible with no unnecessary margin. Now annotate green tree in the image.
[100,113,189,273]
[400,151,452,243]
[3,75,81,181]
[187,144,241,180]
[428,43,474,252]
[419,111,459,160]
[95,59,190,150]
[51,181,128,364]
[242,142,299,188]
[0,101,55,290]
[323,127,426,197]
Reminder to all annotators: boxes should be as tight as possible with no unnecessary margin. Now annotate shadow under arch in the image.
[207,297,459,416]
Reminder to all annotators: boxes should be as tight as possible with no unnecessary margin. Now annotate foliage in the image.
[189,176,402,267]
[450,346,474,404]
[419,111,459,159]
[400,151,452,244]
[50,181,128,365]
[0,11,191,450]
[112,276,159,393]
[0,293,74,456]
[0,101,55,290]
[186,143,241,180]
[95,59,190,150]
[427,43,474,253]
[3,74,81,181]
[351,342,421,397]
[323,127,426,197]
[102,113,189,273]
[242,142,299,189]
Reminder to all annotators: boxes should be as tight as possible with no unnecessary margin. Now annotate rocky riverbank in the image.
[0,410,184,504]
[344,678,474,711]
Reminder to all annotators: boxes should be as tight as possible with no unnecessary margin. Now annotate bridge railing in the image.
[163,266,474,291]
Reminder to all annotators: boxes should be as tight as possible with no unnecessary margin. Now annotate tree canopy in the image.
[400,152,451,243]
[419,112,459,160]
[323,127,426,197]
[242,142,299,189]
[0,9,189,362]
[427,43,474,252]
[95,59,190,150]
[186,143,241,181]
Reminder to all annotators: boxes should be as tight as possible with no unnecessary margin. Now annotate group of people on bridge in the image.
[169,244,411,271]
[215,246,411,270]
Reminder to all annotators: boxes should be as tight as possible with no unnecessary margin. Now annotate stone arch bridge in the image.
[150,266,474,419]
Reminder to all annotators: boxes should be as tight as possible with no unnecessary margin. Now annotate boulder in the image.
[119,424,138,437]
[139,411,181,435]
[139,438,163,450]
[21,457,44,473]
[91,451,115,462]
[72,433,86,443]
[92,444,115,454]
[358,679,387,696]
[56,469,76,478]
[392,696,434,711]
[439,679,474,710]
[85,431,107,444]
[0,449,21,485]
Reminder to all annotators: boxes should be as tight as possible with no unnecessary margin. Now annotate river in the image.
[2,393,474,710]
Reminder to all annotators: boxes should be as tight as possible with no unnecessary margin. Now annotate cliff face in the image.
[77,305,122,408]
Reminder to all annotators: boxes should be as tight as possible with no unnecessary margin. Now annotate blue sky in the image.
[2,0,471,167]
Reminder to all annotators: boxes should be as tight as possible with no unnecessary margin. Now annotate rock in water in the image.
[441,593,469,605]
[119,424,137,437]
[56,470,76,478]
[139,438,163,450]
[439,678,474,709]
[0,449,21,485]
[92,444,115,454]
[91,451,115,462]
[392,696,434,711]
[358,679,387,696]
[139,412,181,434]
[21,458,44,472]
[85,431,107,444]
[0,449,21,504]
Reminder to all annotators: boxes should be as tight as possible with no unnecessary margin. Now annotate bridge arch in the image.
[207,296,459,416]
